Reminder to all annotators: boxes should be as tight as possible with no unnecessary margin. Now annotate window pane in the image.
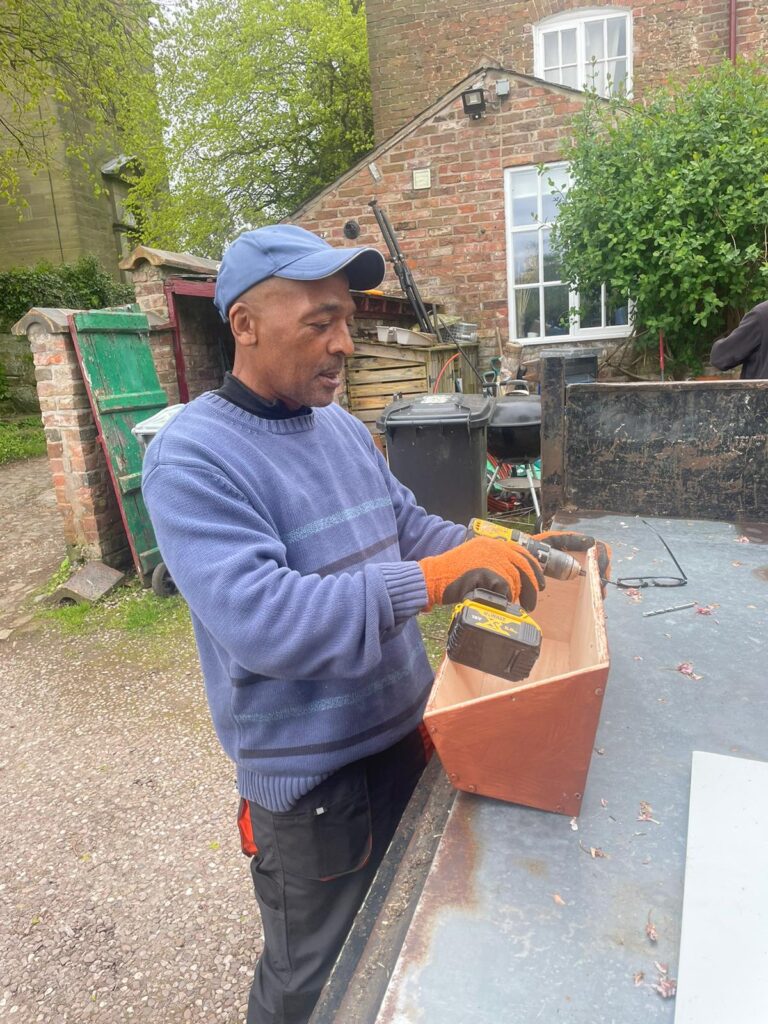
[585,19,605,60]
[607,16,627,57]
[561,28,577,65]
[510,168,538,196]
[543,285,570,336]
[510,169,539,224]
[543,67,560,84]
[561,65,579,89]
[516,288,540,338]
[543,30,559,68]
[512,193,538,224]
[607,290,630,327]
[513,231,539,283]
[607,58,628,94]
[585,62,606,95]
[542,231,561,282]
[580,286,602,329]
[541,190,559,222]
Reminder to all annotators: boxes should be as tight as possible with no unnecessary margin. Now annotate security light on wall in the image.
[461,88,486,119]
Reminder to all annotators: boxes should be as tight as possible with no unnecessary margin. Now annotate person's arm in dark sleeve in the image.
[710,307,762,371]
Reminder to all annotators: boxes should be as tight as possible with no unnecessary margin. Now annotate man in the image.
[141,225,569,1023]
[709,300,768,379]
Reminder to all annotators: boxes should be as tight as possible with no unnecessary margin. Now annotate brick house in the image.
[290,2,767,370]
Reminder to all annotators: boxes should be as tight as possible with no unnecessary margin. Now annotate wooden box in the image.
[423,548,610,816]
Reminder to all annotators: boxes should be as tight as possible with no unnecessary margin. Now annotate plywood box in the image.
[424,548,609,816]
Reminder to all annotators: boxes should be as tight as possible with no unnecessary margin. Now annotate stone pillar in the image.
[14,309,130,568]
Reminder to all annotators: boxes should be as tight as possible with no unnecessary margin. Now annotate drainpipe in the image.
[729,0,738,62]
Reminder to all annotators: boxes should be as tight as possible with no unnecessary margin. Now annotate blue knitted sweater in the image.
[141,393,466,811]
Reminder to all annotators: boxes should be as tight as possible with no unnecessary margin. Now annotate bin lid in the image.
[131,403,185,440]
[377,393,494,430]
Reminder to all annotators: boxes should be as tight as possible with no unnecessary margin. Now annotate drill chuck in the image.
[468,518,586,582]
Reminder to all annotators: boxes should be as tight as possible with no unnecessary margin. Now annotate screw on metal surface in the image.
[468,784,477,792]
[594,688,603,695]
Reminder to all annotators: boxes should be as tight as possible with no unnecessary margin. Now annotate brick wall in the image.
[19,314,131,567]
[366,1,767,142]
[292,70,591,369]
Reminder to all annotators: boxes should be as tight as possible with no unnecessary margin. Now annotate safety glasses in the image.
[614,520,688,590]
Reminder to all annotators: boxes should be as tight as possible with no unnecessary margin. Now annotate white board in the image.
[675,752,768,1023]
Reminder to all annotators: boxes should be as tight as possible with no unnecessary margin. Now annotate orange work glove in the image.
[419,536,545,612]
[533,531,612,592]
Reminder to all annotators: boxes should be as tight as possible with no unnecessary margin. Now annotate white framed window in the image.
[504,163,630,344]
[534,8,631,97]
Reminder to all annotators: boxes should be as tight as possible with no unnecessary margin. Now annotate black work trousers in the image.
[244,729,427,1024]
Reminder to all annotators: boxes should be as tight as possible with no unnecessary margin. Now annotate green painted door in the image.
[70,310,168,580]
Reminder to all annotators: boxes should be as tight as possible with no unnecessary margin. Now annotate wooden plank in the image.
[70,310,167,579]
[675,752,768,1023]
[349,381,427,400]
[350,391,423,412]
[97,390,168,413]
[352,343,427,363]
[349,358,424,372]
[347,366,426,385]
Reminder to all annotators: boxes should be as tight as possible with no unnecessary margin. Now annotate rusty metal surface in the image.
[564,381,768,522]
[375,514,768,1024]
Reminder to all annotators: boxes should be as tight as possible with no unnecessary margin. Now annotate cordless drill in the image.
[468,518,586,582]
[445,520,585,683]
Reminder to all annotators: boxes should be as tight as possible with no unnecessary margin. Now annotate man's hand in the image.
[533,531,612,592]
[419,537,545,612]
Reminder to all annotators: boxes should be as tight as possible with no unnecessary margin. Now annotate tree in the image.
[0,0,161,209]
[134,0,374,257]
[551,59,768,377]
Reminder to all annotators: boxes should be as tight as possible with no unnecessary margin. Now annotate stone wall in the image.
[366,0,768,143]
[0,333,39,413]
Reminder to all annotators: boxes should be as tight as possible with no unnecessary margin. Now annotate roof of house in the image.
[289,63,590,220]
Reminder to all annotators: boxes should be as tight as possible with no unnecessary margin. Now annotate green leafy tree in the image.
[551,59,768,377]
[0,0,161,208]
[134,0,373,256]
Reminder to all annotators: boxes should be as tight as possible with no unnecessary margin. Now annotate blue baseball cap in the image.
[214,224,386,321]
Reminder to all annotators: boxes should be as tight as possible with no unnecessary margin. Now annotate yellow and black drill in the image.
[445,520,585,683]
[468,518,586,582]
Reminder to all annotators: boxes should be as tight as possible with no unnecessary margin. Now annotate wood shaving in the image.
[654,961,668,975]
[633,971,645,986]
[638,801,661,825]
[600,798,608,808]
[646,916,658,943]
[654,977,677,999]
[624,587,643,602]
[735,535,751,543]
[570,817,579,831]
[552,893,566,906]
[579,840,607,859]
[676,662,702,680]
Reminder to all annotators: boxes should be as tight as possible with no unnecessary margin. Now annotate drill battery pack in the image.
[446,588,542,683]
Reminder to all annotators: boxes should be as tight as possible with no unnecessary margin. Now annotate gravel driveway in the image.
[0,460,262,1022]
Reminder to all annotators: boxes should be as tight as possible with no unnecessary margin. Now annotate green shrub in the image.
[0,255,135,332]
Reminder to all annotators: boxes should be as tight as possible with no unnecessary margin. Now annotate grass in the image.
[42,575,192,639]
[0,414,46,464]
[418,605,453,670]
